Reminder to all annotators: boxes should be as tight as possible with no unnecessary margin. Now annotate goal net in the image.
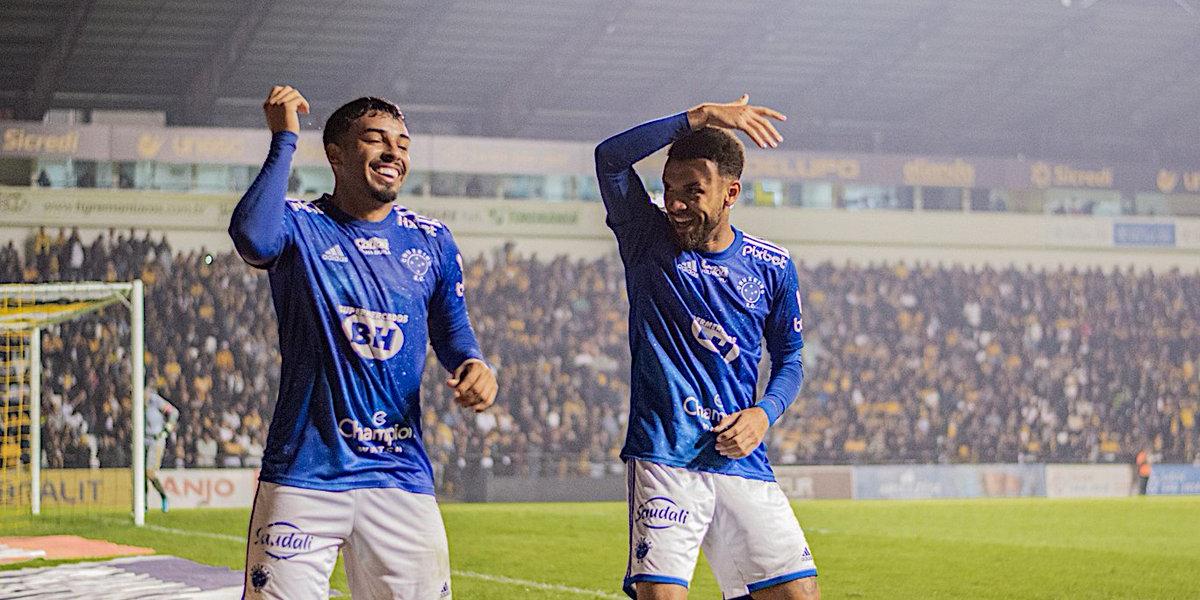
[0,281,147,526]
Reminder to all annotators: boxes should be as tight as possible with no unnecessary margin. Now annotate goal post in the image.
[0,280,146,526]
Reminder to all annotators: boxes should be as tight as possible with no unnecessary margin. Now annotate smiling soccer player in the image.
[596,95,818,600]
[230,85,498,600]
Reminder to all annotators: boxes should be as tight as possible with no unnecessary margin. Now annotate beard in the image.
[669,211,719,251]
[369,185,399,204]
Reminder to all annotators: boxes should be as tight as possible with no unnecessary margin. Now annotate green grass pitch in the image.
[3,497,1197,599]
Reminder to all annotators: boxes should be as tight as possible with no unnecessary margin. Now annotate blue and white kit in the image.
[597,113,817,598]
[230,131,480,599]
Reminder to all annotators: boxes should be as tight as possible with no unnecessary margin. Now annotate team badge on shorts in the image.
[250,564,270,593]
[635,538,652,562]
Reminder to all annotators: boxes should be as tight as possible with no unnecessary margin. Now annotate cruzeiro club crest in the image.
[401,248,432,281]
[737,276,766,307]
[250,564,270,593]
[635,538,652,562]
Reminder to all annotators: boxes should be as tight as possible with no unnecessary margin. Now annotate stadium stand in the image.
[3,229,1197,493]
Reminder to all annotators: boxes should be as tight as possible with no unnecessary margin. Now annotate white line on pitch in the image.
[116,521,624,599]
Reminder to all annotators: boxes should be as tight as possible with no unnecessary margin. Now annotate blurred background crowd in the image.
[3,227,1197,493]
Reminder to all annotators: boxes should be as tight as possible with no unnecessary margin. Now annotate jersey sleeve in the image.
[427,228,485,372]
[757,259,805,425]
[229,131,297,269]
[594,112,692,264]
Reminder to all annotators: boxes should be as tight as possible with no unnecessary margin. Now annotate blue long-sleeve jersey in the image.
[596,113,805,481]
[229,131,483,494]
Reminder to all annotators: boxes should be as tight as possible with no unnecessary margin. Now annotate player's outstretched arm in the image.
[229,85,311,268]
[594,112,689,237]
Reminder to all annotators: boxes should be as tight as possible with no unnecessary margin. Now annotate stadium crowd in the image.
[3,227,1198,491]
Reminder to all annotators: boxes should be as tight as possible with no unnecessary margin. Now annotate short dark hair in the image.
[322,97,406,147]
[667,127,744,179]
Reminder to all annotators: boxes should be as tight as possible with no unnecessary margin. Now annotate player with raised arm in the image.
[230,85,497,600]
[596,96,818,600]
[144,386,178,513]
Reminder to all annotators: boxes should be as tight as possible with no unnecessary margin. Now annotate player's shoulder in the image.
[284,197,325,216]
[394,205,453,241]
[739,232,793,270]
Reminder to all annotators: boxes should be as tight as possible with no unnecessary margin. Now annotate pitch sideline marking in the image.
[110,521,624,599]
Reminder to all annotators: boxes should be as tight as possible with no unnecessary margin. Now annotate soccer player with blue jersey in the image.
[597,96,818,600]
[231,85,497,600]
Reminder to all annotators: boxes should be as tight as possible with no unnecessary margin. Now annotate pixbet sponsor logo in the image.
[635,496,691,530]
[338,410,414,455]
[683,396,728,431]
[339,305,408,360]
[741,244,788,268]
[354,236,391,256]
[691,316,740,363]
[254,521,315,560]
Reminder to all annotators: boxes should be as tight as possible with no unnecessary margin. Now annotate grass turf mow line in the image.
[105,520,625,599]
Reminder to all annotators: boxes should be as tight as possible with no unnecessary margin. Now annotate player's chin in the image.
[368,184,400,204]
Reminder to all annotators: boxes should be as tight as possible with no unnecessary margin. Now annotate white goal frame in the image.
[0,281,146,525]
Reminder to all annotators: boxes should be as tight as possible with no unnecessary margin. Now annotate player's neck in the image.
[698,223,736,254]
[329,189,394,223]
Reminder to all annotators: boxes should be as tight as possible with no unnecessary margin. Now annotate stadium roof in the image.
[2,0,1199,164]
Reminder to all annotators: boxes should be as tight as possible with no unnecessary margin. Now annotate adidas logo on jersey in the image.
[321,244,349,263]
[677,260,699,278]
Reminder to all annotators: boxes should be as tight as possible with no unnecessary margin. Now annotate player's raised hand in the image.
[447,359,498,413]
[262,85,311,134]
[713,406,770,459]
[687,94,786,149]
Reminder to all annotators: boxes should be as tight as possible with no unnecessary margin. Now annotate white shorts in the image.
[624,459,817,599]
[243,482,452,600]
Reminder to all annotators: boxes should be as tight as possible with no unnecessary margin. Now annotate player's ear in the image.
[725,179,741,208]
[325,142,343,167]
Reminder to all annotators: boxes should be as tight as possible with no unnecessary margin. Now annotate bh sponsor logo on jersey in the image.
[401,248,432,281]
[338,304,408,360]
[354,236,391,256]
[737,276,766,307]
[794,290,804,333]
[320,244,349,263]
[253,521,315,560]
[701,260,728,279]
[683,395,729,431]
[339,410,414,455]
[741,239,788,268]
[677,259,699,278]
[635,496,690,530]
[691,316,740,363]
[455,254,465,297]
